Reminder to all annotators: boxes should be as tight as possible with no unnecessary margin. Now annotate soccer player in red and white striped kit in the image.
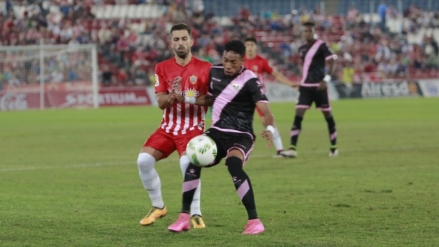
[136,23,212,229]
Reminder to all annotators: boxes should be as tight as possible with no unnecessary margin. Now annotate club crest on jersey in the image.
[189,75,197,84]
[232,83,241,91]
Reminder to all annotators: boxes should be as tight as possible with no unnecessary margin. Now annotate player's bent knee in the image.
[137,153,156,172]
[227,149,245,162]
[321,109,332,114]
[140,146,163,159]
[296,108,307,117]
[179,155,190,175]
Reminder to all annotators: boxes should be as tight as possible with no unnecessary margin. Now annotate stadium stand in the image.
[1,0,438,87]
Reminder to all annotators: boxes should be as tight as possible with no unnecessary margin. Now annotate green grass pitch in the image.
[1,97,438,247]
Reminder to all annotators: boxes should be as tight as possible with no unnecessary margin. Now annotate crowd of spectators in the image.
[0,0,438,89]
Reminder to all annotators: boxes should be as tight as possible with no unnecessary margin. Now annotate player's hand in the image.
[173,93,184,103]
[261,130,273,148]
[172,76,182,94]
[317,81,327,91]
[167,93,177,103]
[290,83,299,89]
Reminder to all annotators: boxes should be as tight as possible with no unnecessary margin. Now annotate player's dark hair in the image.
[224,40,246,57]
[244,37,257,44]
[302,21,315,27]
[170,23,191,36]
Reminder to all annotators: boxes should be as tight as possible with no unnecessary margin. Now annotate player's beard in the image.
[175,47,189,60]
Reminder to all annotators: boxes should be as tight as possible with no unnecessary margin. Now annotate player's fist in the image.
[291,83,299,89]
[317,81,327,90]
[167,93,184,103]
[261,130,273,148]
[167,93,176,103]
[173,93,184,103]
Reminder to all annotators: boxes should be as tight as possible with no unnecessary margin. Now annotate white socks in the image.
[273,127,284,151]
[137,153,202,215]
[180,155,202,216]
[137,153,164,209]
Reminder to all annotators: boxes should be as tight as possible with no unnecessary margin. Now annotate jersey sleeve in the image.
[207,68,214,96]
[320,43,334,61]
[262,58,274,74]
[247,78,269,103]
[200,63,211,95]
[154,64,168,93]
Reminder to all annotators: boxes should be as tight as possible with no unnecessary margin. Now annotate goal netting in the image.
[0,44,99,111]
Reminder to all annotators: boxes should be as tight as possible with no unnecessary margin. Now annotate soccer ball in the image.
[186,135,217,167]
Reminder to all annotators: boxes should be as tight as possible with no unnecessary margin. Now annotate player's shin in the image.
[137,153,164,208]
[226,157,258,220]
[290,115,303,150]
[180,156,202,216]
[273,127,284,152]
[182,163,202,213]
[325,116,337,151]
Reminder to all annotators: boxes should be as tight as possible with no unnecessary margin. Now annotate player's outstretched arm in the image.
[255,101,274,148]
[272,71,299,88]
[157,92,178,110]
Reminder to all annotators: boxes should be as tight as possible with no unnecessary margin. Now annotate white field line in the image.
[0,144,437,172]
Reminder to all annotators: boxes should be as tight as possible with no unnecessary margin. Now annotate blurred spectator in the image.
[261,7,272,20]
[101,65,113,86]
[342,62,355,88]
[239,6,251,22]
[423,36,439,57]
[68,68,79,81]
[378,1,388,31]
[387,5,399,19]
[198,47,214,63]
[347,6,359,22]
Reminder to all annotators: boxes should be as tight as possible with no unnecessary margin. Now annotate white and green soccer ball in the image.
[186,135,217,167]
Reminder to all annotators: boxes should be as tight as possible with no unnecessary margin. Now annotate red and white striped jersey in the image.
[154,56,211,135]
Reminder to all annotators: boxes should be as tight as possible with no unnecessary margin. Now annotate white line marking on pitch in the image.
[0,145,437,172]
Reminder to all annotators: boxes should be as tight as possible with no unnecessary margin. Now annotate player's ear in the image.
[190,37,194,46]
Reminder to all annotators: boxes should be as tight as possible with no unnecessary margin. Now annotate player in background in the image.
[136,23,211,229]
[244,37,297,158]
[281,22,338,158]
[167,40,273,235]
